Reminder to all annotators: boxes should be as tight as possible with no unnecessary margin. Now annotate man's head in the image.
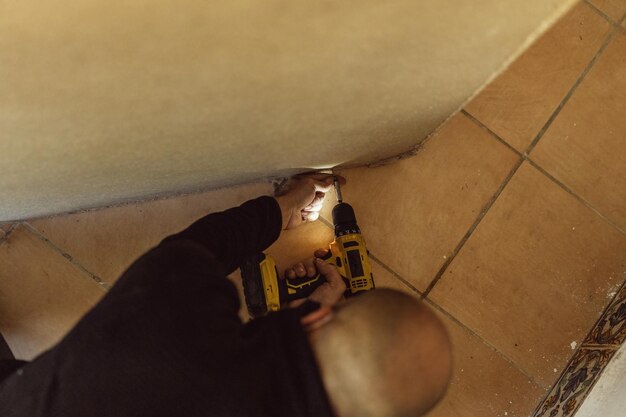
[305,289,453,417]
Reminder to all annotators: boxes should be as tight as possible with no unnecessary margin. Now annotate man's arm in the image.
[78,175,341,326]
[158,174,340,274]
[43,176,337,370]
[162,196,283,275]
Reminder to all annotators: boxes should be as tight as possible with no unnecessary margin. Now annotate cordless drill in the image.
[241,178,375,318]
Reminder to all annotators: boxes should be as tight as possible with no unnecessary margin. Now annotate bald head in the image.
[308,289,453,417]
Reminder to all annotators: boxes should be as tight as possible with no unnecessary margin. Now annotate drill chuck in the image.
[332,202,361,236]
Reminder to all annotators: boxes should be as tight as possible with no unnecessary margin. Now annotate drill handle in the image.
[281,273,327,303]
[280,250,334,303]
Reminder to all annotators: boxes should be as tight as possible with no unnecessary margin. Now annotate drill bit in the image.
[333,176,343,204]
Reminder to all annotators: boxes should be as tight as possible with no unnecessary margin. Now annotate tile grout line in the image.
[421,156,525,298]
[583,0,622,26]
[463,110,626,237]
[524,27,617,156]
[462,110,523,156]
[578,344,621,350]
[318,215,334,231]
[21,222,111,291]
[424,298,548,389]
[368,253,423,295]
[319,215,423,295]
[0,224,17,245]
[526,160,626,236]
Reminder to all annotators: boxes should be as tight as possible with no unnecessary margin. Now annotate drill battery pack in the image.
[241,253,328,318]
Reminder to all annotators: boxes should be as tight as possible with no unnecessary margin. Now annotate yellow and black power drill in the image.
[241,178,375,318]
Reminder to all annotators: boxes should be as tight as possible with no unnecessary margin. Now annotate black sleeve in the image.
[101,195,283,313]
[162,195,283,275]
[30,195,282,378]
[0,360,28,383]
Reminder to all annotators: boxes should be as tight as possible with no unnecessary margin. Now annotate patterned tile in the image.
[531,32,626,231]
[584,283,626,347]
[573,341,626,417]
[335,113,518,292]
[465,3,611,151]
[534,348,616,417]
[429,162,626,386]
[533,283,626,416]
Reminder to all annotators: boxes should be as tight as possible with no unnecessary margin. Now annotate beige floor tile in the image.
[426,311,546,417]
[29,182,272,284]
[531,33,626,230]
[465,3,611,151]
[370,258,418,296]
[429,162,626,386]
[589,0,626,21]
[0,226,106,360]
[335,113,518,292]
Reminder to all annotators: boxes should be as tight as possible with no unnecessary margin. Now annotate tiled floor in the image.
[464,2,611,152]
[1,1,625,416]
[531,31,626,230]
[429,162,626,387]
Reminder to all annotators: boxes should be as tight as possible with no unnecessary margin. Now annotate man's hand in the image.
[274,174,346,230]
[284,249,346,307]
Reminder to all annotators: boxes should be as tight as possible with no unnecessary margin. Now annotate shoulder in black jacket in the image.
[0,196,334,417]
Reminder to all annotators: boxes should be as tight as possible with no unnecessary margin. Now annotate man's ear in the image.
[301,305,334,332]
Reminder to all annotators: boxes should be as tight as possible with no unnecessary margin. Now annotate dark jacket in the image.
[0,196,333,417]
